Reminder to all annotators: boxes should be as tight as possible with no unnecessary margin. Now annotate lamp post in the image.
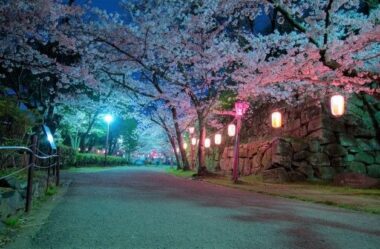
[104,114,113,166]
[232,101,249,183]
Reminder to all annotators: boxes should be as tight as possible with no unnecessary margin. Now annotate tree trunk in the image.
[197,117,207,175]
[171,107,190,170]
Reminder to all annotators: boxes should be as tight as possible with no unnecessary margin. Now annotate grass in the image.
[46,186,58,196]
[3,216,21,228]
[166,170,380,215]
[165,168,195,178]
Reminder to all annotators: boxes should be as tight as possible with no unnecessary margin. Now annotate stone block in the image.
[330,157,348,168]
[289,171,307,182]
[308,139,320,153]
[296,164,315,179]
[227,148,234,158]
[368,139,380,151]
[292,161,308,169]
[239,147,248,158]
[355,152,374,165]
[307,117,322,133]
[347,161,366,174]
[0,189,24,218]
[272,154,292,169]
[300,125,308,137]
[308,153,330,167]
[338,134,357,147]
[348,104,364,117]
[320,167,335,180]
[324,144,347,157]
[273,139,292,155]
[357,139,373,152]
[291,139,308,153]
[344,114,358,126]
[356,127,376,138]
[333,173,380,188]
[262,168,290,183]
[293,150,309,161]
[367,164,380,178]
[248,143,260,158]
[261,147,272,170]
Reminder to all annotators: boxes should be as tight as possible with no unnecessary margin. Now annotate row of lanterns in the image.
[181,94,345,150]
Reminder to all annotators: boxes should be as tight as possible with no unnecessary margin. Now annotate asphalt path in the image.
[7,167,380,249]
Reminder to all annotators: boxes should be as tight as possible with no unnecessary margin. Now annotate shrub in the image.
[59,145,77,167]
[75,153,129,166]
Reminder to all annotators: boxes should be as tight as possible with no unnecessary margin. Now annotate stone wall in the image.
[219,94,380,183]
[0,176,49,227]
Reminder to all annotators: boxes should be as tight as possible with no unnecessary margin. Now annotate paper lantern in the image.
[205,138,211,148]
[214,133,222,145]
[235,101,249,116]
[331,95,345,117]
[183,142,188,150]
[271,111,282,128]
[228,124,236,137]
[191,137,197,145]
[189,127,195,134]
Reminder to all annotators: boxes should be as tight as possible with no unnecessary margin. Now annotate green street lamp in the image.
[104,114,113,166]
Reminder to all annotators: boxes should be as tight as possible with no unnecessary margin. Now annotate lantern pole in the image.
[232,117,241,183]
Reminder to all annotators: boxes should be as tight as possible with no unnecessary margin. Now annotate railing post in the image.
[56,147,60,187]
[25,135,37,213]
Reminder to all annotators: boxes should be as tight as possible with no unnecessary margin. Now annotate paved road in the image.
[7,167,380,249]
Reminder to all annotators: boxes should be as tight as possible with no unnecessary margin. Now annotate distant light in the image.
[331,95,345,117]
[176,147,180,153]
[215,133,222,145]
[104,114,113,124]
[228,124,236,137]
[205,138,211,148]
[47,133,54,143]
[183,142,188,150]
[191,137,197,146]
[189,127,195,134]
[235,101,249,116]
[271,111,282,128]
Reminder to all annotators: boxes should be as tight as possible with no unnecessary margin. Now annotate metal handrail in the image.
[0,146,58,160]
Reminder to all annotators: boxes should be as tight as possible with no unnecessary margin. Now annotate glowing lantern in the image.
[235,101,249,116]
[183,142,188,150]
[331,95,345,117]
[204,138,211,148]
[228,124,236,137]
[271,111,282,128]
[191,137,197,145]
[189,127,195,134]
[176,147,180,153]
[215,133,222,145]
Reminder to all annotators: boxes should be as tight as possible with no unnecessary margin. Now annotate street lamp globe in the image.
[235,101,249,116]
[104,114,113,124]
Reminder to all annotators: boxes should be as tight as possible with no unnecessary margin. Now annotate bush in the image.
[59,145,77,167]
[75,153,129,166]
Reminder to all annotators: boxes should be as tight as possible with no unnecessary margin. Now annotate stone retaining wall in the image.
[219,94,380,182]
[0,176,50,223]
